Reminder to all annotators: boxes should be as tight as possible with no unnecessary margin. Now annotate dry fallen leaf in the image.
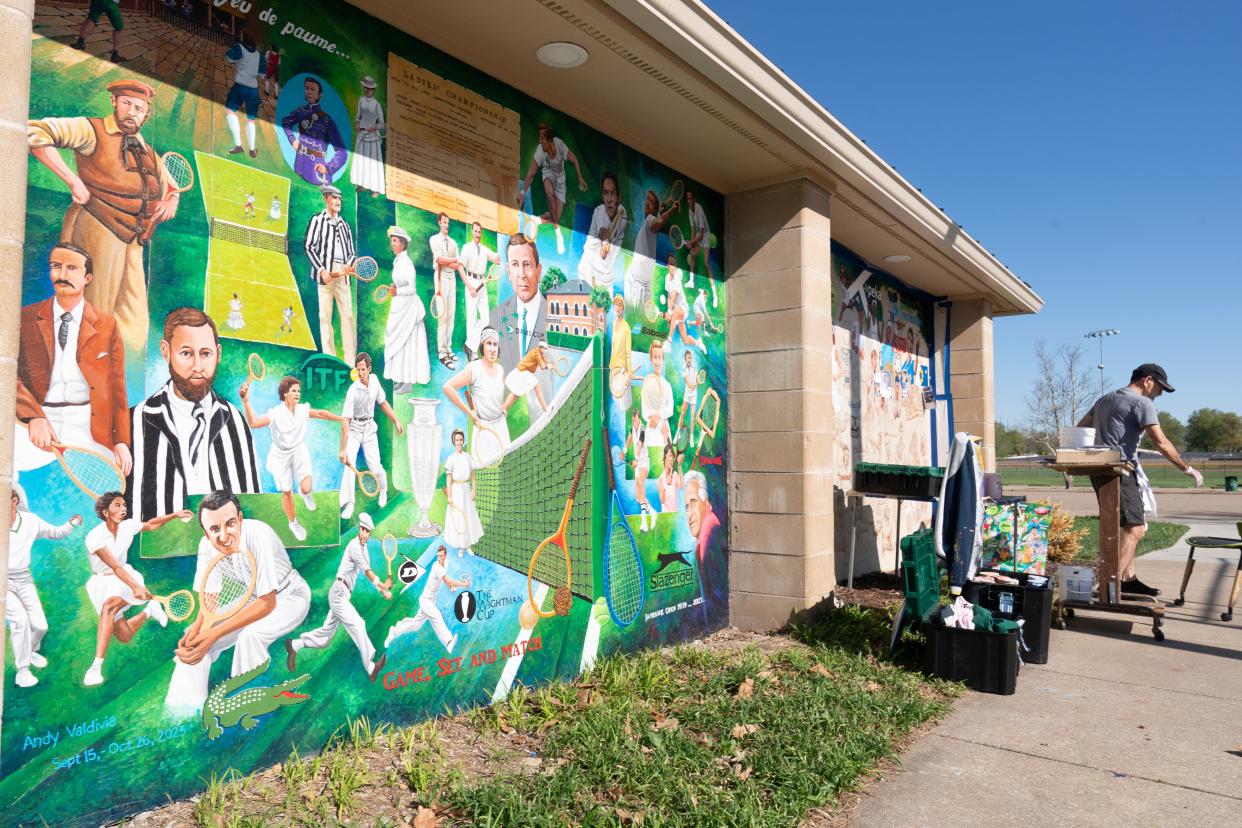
[730,723,761,739]
[577,687,596,708]
[412,806,441,828]
[734,765,753,780]
[615,807,646,825]
[756,669,775,680]
[653,715,680,732]
[735,677,755,700]
[810,664,834,679]
[862,680,882,692]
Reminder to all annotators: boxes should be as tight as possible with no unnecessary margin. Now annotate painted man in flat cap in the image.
[350,75,386,197]
[28,79,178,355]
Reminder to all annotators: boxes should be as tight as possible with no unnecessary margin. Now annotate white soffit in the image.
[347,0,1043,315]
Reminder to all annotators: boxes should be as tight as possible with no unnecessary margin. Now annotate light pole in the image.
[1084,329,1120,398]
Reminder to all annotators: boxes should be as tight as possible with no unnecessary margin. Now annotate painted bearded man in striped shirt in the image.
[131,307,260,519]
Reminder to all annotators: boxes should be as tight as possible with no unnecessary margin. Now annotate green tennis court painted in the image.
[195,152,314,349]
[195,152,291,236]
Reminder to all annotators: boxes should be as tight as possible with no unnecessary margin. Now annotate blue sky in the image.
[708,0,1242,425]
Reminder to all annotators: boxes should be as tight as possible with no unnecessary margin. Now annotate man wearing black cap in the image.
[1078,363,1203,597]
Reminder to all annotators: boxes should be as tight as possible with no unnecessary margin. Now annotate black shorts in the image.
[1091,472,1146,527]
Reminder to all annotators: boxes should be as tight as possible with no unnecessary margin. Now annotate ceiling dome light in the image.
[536,42,589,69]
[883,254,912,264]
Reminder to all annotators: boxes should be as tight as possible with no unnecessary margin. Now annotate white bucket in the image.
[1058,565,1094,603]
[1058,427,1096,449]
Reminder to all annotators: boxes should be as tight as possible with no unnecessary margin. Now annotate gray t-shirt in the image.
[1089,388,1158,461]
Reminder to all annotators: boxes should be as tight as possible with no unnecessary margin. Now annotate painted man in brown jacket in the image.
[27,78,178,354]
[14,242,131,476]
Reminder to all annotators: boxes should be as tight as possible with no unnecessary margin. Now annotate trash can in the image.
[1226,476,1238,492]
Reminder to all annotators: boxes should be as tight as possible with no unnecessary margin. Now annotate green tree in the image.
[539,266,568,295]
[1185,408,1242,452]
[1141,411,1186,451]
[995,422,1033,458]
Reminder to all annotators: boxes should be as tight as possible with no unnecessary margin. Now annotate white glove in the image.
[1185,466,1204,488]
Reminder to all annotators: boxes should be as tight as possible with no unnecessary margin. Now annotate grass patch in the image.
[170,627,956,827]
[1069,517,1189,562]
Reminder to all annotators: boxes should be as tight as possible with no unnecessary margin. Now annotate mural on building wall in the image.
[831,244,933,567]
[3,2,729,824]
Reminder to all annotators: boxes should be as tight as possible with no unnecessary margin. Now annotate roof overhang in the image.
[348,0,1043,316]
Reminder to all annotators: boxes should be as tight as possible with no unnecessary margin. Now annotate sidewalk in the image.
[849,557,1242,827]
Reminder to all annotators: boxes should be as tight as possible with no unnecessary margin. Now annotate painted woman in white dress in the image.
[442,429,485,556]
[226,293,244,330]
[442,326,513,449]
[381,226,429,394]
[504,342,552,415]
[351,75,385,196]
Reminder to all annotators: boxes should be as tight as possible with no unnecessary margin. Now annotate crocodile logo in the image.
[203,658,310,740]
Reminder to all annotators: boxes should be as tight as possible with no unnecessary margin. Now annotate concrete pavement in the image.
[849,554,1242,827]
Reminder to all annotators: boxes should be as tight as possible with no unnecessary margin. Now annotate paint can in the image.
[1057,427,1095,449]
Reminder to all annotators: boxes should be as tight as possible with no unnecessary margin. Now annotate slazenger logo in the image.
[649,550,695,592]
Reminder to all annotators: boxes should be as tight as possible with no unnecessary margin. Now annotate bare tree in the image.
[1025,339,1097,456]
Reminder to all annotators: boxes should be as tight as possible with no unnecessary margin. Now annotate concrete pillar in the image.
[948,298,995,470]
[725,179,835,630]
[0,0,34,740]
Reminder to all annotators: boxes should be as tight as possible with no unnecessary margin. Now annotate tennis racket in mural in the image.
[529,438,591,618]
[197,548,258,628]
[609,365,638,398]
[668,223,686,249]
[695,388,721,452]
[373,284,392,304]
[345,256,379,282]
[382,533,398,583]
[243,352,266,388]
[18,424,125,499]
[150,590,196,623]
[344,461,381,497]
[430,280,446,319]
[662,178,684,209]
[603,428,644,627]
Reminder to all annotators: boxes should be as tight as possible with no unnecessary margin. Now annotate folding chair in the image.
[1171,522,1242,622]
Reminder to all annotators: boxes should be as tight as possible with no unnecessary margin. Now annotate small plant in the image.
[1038,498,1090,563]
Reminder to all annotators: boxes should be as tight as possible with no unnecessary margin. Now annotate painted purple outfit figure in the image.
[280,76,348,185]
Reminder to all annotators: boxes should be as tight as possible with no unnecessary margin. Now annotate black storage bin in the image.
[925,623,1020,695]
[963,572,1053,664]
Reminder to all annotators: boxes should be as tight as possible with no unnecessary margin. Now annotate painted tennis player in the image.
[278,305,295,336]
[459,220,500,362]
[503,343,553,416]
[662,254,704,352]
[83,491,191,687]
[442,429,484,557]
[381,225,429,394]
[518,124,587,255]
[625,408,654,532]
[384,545,471,655]
[577,171,627,290]
[443,326,513,451]
[350,75,386,197]
[7,483,80,689]
[640,339,674,450]
[224,32,262,159]
[675,350,700,444]
[242,191,256,218]
[226,292,245,330]
[624,189,678,312]
[269,195,282,221]
[286,512,390,682]
[609,294,635,410]
[339,353,405,520]
[686,189,718,307]
[657,444,685,513]
[241,375,347,542]
[165,489,312,714]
